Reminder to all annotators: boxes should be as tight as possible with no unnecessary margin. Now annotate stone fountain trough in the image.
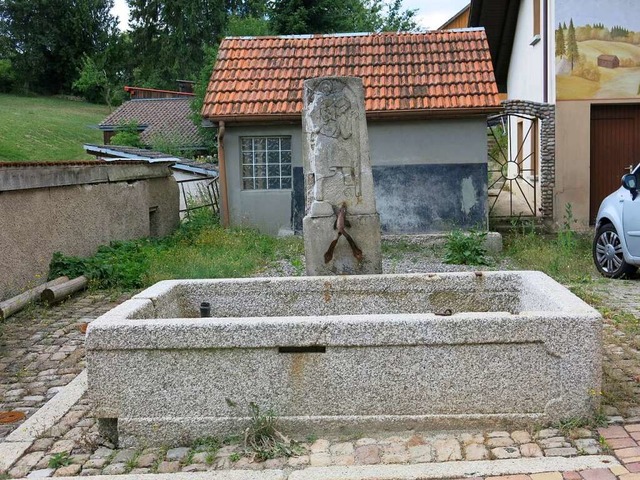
[86,271,601,448]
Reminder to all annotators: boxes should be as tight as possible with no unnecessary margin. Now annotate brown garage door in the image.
[590,104,640,223]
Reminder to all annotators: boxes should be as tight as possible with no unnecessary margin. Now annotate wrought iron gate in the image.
[487,113,539,218]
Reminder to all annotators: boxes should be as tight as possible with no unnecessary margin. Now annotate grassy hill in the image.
[0,94,110,162]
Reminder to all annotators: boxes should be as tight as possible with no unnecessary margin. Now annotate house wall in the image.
[368,119,488,234]
[0,163,179,300]
[507,0,548,103]
[224,124,303,235]
[224,118,488,235]
[555,98,640,228]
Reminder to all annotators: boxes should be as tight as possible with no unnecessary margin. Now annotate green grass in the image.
[0,94,110,162]
[503,229,597,285]
[49,210,304,292]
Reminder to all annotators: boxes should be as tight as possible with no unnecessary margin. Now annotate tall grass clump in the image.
[49,209,302,292]
[503,204,595,285]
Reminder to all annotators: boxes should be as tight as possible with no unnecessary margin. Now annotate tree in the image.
[566,19,579,70]
[268,0,417,35]
[366,0,418,32]
[73,55,124,108]
[0,0,119,94]
[555,23,565,58]
[127,0,228,90]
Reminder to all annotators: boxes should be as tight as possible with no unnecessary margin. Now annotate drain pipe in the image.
[543,0,549,103]
[217,121,230,227]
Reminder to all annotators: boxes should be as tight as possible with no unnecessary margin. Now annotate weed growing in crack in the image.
[242,402,304,461]
[48,451,72,468]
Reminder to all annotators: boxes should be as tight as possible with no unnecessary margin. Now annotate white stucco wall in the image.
[507,0,555,103]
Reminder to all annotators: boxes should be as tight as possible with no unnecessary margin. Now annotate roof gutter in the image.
[206,106,503,125]
[217,121,230,227]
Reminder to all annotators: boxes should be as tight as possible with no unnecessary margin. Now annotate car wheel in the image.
[593,223,636,278]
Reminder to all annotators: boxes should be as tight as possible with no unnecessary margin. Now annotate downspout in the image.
[543,0,549,103]
[217,121,230,227]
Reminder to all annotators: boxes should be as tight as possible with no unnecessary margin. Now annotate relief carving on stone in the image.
[305,78,361,216]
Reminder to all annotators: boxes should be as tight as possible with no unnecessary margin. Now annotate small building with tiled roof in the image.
[100,98,206,154]
[202,29,501,235]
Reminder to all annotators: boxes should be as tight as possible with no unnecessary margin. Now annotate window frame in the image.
[240,135,293,191]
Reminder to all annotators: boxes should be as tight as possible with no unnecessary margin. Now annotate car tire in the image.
[593,223,637,278]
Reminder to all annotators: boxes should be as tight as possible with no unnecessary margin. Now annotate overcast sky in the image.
[111,0,470,31]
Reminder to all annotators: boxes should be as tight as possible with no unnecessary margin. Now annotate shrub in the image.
[443,230,490,266]
[110,121,143,147]
[49,240,152,290]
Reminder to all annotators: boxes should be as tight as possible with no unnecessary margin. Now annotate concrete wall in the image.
[227,117,488,235]
[224,124,302,235]
[0,163,179,300]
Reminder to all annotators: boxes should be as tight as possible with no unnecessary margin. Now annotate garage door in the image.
[590,104,640,223]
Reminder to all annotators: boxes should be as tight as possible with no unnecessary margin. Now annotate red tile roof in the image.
[202,30,501,122]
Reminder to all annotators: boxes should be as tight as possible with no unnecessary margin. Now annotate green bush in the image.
[110,121,143,147]
[49,240,152,290]
[443,230,490,266]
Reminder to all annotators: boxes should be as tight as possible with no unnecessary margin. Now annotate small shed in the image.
[202,30,501,235]
[597,54,620,69]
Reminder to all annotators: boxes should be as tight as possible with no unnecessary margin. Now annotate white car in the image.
[593,164,640,278]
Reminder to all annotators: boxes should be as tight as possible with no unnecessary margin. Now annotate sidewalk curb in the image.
[0,370,87,472]
[13,455,619,480]
[286,456,620,479]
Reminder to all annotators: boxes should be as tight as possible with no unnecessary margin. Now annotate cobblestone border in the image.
[5,456,621,480]
[0,371,87,473]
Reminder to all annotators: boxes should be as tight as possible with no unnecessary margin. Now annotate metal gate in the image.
[487,113,539,218]
[176,176,220,219]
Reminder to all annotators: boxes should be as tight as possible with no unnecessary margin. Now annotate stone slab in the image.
[6,370,87,442]
[287,456,619,480]
[0,441,31,473]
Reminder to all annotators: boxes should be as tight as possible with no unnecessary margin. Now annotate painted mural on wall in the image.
[556,0,640,100]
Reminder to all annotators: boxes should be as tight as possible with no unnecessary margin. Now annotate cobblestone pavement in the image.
[0,292,129,442]
[2,422,611,477]
[3,245,640,478]
[591,278,640,418]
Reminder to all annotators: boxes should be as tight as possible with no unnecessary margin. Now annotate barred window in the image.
[241,136,292,190]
